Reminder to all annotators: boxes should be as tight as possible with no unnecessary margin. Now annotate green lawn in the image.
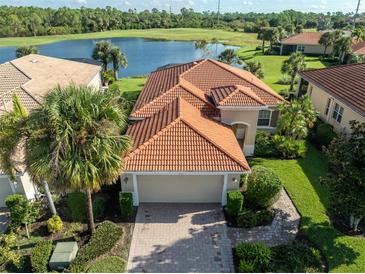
[237,47,328,92]
[0,28,259,48]
[115,76,146,102]
[251,145,365,272]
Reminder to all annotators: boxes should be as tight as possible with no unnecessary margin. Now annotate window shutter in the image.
[270,110,279,127]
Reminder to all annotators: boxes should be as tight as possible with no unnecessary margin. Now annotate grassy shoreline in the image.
[0,28,260,48]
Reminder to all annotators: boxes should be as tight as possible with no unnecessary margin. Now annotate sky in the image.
[1,0,364,14]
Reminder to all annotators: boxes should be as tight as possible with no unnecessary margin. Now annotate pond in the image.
[0,38,238,77]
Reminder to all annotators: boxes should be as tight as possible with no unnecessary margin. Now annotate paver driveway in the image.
[127,204,233,273]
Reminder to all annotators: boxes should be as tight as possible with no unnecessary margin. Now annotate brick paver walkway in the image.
[127,204,234,273]
[228,189,300,247]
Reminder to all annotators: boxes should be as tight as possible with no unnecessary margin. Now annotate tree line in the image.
[0,5,364,37]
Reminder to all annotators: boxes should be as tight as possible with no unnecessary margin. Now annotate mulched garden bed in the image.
[223,206,275,228]
[330,214,364,237]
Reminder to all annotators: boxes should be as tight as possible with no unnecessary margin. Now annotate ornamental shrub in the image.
[316,123,336,148]
[254,130,278,157]
[69,221,123,272]
[67,192,86,222]
[119,192,133,218]
[237,209,274,228]
[30,240,53,273]
[246,166,282,209]
[92,196,106,219]
[87,256,126,273]
[226,191,243,216]
[272,135,306,158]
[238,260,255,273]
[47,215,63,234]
[235,242,272,272]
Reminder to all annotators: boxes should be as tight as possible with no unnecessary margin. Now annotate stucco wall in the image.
[0,176,13,207]
[309,84,365,135]
[220,109,259,155]
[87,72,102,90]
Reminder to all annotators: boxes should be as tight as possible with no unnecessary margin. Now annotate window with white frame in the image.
[332,103,344,123]
[297,45,305,52]
[257,110,271,126]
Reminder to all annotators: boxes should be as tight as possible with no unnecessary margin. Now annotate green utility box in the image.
[49,242,78,270]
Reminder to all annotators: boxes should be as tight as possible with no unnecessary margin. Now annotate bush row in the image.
[30,240,53,273]
[69,221,123,272]
[254,131,307,159]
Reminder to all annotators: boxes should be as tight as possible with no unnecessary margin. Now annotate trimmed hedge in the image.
[30,240,53,273]
[92,197,106,219]
[226,191,243,216]
[67,192,86,222]
[316,123,336,148]
[235,242,272,272]
[69,221,123,272]
[47,215,63,234]
[246,166,282,209]
[254,130,277,157]
[119,192,133,218]
[87,256,126,273]
[237,209,274,228]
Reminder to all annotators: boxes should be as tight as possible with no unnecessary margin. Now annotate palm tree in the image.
[25,85,132,233]
[281,52,306,92]
[109,47,128,80]
[218,49,238,65]
[334,36,353,64]
[319,32,333,56]
[0,95,57,215]
[92,40,113,72]
[244,60,264,79]
[352,27,365,42]
[267,27,279,52]
[15,46,39,58]
[257,27,271,53]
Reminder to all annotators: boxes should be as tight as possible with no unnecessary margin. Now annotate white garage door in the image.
[137,175,223,203]
[0,177,13,207]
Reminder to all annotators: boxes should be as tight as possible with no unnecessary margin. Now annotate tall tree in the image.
[352,27,365,42]
[25,85,132,233]
[281,52,306,92]
[0,95,57,216]
[319,32,333,55]
[218,48,238,64]
[28,13,42,37]
[244,60,264,79]
[92,40,112,72]
[15,46,39,58]
[109,47,128,80]
[334,36,353,64]
[257,27,271,53]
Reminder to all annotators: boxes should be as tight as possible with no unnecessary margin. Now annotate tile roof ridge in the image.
[9,60,32,80]
[130,83,181,117]
[301,62,365,75]
[235,85,266,105]
[208,59,283,102]
[180,116,249,170]
[179,59,208,78]
[179,78,209,103]
[218,86,242,105]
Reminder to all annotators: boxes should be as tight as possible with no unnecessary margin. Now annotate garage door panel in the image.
[0,178,13,207]
[138,175,223,203]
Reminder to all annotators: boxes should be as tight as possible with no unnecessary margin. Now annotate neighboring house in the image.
[0,54,102,207]
[280,32,333,55]
[121,59,284,206]
[352,41,365,56]
[298,63,365,135]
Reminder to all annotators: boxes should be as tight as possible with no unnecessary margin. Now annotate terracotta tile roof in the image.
[125,97,250,172]
[0,54,101,116]
[281,32,324,45]
[211,85,266,107]
[353,41,365,55]
[131,59,282,118]
[300,63,365,117]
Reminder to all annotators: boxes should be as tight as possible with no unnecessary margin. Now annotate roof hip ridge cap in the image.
[180,118,249,170]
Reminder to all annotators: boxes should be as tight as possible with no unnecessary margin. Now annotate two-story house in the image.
[298,63,365,135]
[121,59,284,206]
